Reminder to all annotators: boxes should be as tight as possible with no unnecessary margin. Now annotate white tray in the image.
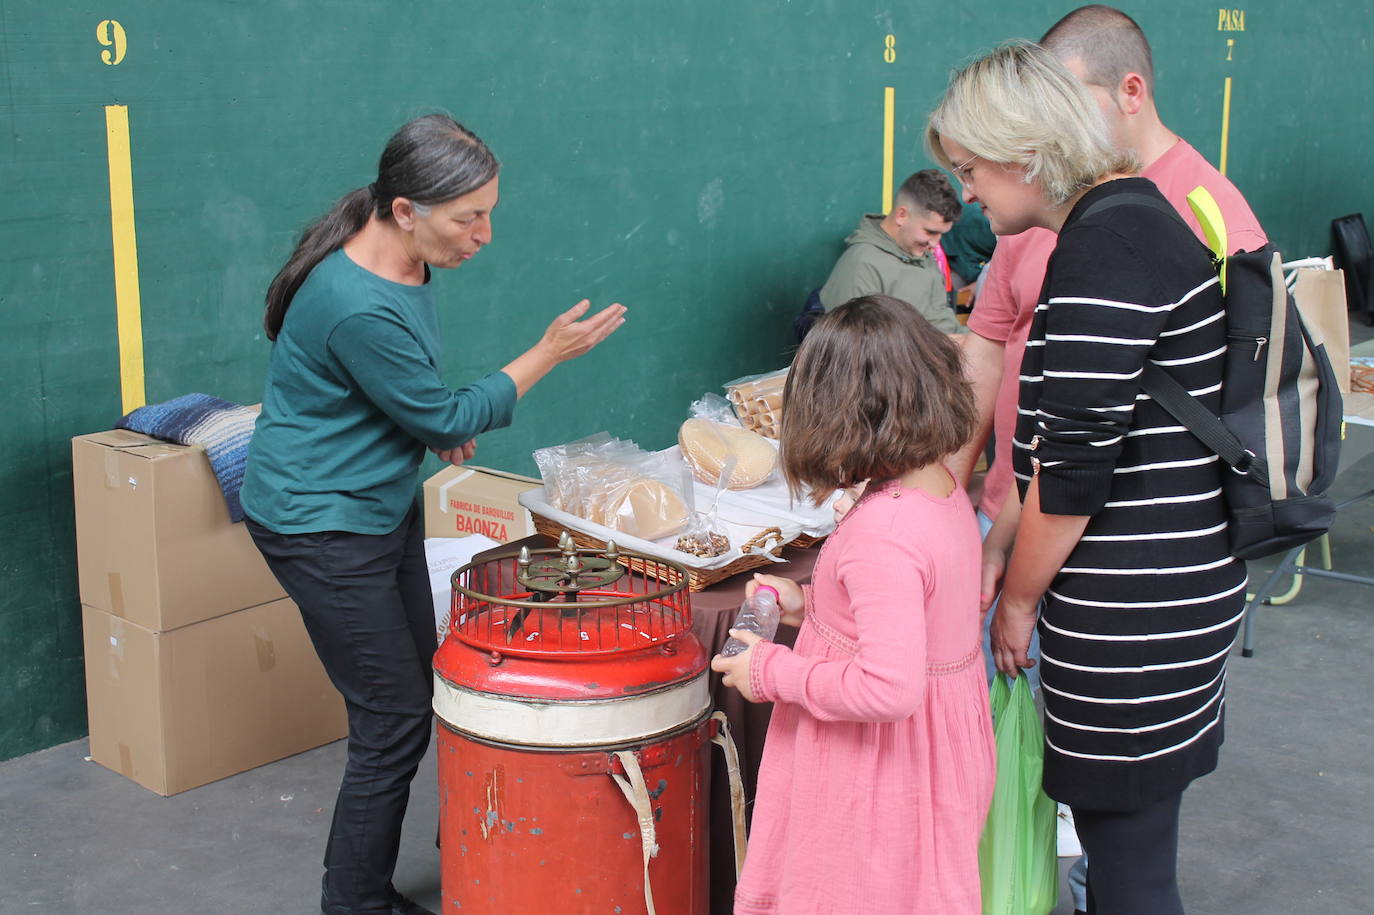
[517,489,805,572]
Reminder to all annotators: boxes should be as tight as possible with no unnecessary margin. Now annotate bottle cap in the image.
[756,584,780,601]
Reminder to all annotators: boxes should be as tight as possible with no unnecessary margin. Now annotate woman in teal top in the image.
[243,115,624,915]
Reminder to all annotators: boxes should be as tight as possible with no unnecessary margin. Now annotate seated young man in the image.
[818,169,963,334]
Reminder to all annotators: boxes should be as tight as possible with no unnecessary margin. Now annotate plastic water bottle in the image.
[719,585,781,656]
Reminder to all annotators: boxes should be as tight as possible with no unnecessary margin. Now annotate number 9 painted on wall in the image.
[97,19,126,66]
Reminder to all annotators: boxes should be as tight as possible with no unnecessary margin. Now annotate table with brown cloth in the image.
[463,534,820,914]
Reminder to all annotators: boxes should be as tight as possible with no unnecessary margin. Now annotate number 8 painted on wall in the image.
[883,34,896,63]
[97,20,126,66]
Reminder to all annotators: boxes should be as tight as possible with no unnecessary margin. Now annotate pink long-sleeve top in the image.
[734,477,996,914]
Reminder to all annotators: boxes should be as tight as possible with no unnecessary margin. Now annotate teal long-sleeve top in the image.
[241,249,517,534]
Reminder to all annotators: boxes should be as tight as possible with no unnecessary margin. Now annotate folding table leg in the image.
[1263,535,1335,606]
[1241,544,1307,658]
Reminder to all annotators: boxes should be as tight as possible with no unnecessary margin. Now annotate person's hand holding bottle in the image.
[746,573,805,627]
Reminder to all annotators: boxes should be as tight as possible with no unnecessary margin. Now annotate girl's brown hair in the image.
[781,295,976,504]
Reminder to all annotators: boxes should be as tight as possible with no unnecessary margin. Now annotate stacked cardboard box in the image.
[72,430,347,796]
[422,464,541,542]
[421,464,539,642]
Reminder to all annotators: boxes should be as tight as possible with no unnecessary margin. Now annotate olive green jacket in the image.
[818,214,961,333]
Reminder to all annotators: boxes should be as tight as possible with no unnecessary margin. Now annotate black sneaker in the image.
[320,885,437,915]
[386,885,437,915]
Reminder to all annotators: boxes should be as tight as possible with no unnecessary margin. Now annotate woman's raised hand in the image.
[539,299,627,363]
[502,300,628,397]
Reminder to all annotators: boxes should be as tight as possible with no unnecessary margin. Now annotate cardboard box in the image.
[82,597,347,796]
[423,464,540,542]
[424,535,500,637]
[1347,335,1374,427]
[72,429,285,630]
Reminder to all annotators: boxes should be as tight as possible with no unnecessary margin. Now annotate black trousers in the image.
[248,503,436,915]
[1072,791,1185,915]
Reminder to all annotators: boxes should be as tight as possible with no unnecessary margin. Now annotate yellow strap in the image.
[1186,185,1230,293]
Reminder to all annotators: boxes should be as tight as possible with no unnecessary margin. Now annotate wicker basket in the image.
[529,510,794,591]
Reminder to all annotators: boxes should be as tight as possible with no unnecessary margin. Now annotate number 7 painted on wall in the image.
[1216,8,1245,177]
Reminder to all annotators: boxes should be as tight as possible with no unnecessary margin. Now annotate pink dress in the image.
[736,478,996,914]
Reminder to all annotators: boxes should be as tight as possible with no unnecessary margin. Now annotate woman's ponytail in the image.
[263,187,377,340]
[262,115,499,341]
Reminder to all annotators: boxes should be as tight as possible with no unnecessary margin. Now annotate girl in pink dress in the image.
[712,294,996,914]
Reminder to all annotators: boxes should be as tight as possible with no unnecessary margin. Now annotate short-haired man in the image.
[951,8,1268,914]
[819,169,964,333]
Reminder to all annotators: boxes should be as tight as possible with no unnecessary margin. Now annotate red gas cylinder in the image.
[433,536,716,914]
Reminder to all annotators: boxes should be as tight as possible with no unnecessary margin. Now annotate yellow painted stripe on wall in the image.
[882,87,895,214]
[104,105,146,414]
[1219,77,1233,177]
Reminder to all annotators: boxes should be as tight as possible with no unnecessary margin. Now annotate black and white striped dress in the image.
[1013,178,1247,811]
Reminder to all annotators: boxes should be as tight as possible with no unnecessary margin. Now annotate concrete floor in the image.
[5,332,1374,914]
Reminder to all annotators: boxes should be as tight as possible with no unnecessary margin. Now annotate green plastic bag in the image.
[979,673,1059,915]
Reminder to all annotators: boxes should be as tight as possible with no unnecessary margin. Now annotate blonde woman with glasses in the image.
[928,43,1245,915]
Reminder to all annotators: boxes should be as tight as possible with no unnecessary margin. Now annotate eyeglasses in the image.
[951,153,979,187]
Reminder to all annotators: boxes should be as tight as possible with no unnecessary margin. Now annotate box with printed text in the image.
[422,464,540,542]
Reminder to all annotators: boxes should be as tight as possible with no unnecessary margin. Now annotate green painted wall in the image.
[2,1,1370,760]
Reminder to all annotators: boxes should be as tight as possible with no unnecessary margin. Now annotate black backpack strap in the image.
[1080,191,1226,274]
[1078,192,1188,226]
[1082,191,1250,478]
[1139,363,1269,487]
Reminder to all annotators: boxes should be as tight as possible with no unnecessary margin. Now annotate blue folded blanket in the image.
[116,393,258,522]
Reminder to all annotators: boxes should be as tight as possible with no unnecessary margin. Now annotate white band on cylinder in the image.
[432,673,710,747]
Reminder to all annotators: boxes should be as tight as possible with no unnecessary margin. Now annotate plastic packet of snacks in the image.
[723,368,787,439]
[533,434,691,541]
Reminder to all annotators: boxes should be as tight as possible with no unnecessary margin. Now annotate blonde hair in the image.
[926,41,1136,207]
